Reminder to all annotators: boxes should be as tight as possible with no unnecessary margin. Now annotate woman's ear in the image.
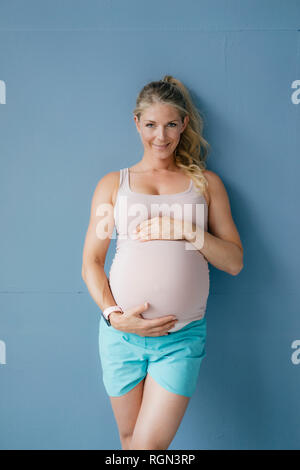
[134,115,141,134]
[182,114,189,132]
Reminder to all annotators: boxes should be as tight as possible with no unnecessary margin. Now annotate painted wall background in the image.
[0,0,299,450]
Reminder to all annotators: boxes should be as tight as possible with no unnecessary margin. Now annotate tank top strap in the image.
[118,168,129,192]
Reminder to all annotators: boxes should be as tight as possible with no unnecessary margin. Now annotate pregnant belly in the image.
[108,240,210,321]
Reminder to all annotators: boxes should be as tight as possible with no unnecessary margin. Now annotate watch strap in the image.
[101,305,124,326]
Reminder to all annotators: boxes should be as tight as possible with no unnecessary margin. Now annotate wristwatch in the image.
[101,305,124,326]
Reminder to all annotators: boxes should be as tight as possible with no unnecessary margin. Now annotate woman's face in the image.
[134,103,189,159]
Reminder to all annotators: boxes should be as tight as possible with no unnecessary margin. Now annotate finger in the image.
[139,225,154,238]
[147,328,174,337]
[149,320,177,331]
[143,227,159,238]
[142,319,176,334]
[148,332,167,337]
[139,230,150,239]
[147,320,177,334]
[138,218,153,231]
[146,316,178,326]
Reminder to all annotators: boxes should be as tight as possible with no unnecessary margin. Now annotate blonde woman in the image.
[81,76,243,450]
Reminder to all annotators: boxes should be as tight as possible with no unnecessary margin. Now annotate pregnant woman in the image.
[81,76,244,450]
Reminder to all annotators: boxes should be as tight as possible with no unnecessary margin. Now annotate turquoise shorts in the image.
[98,315,207,398]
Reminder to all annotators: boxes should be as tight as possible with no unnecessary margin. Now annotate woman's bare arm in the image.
[184,170,243,275]
[81,171,120,313]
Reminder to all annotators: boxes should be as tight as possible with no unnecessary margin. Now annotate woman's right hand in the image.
[108,302,178,337]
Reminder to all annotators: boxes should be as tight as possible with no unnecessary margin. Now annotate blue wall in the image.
[0,0,299,450]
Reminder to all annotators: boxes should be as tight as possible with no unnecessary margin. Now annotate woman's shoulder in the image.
[93,170,121,207]
[202,169,224,207]
[203,169,226,190]
[203,168,221,181]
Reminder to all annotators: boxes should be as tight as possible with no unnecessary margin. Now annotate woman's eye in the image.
[145,123,176,128]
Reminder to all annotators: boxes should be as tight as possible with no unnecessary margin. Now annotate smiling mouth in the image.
[153,143,170,148]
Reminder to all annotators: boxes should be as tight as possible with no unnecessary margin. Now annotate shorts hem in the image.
[147,371,193,398]
[105,374,147,398]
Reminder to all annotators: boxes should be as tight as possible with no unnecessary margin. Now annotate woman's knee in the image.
[121,434,134,450]
[129,437,168,450]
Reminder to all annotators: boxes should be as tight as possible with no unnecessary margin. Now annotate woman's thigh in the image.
[130,373,190,450]
[109,376,145,440]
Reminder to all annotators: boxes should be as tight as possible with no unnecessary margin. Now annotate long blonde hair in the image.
[133,75,210,195]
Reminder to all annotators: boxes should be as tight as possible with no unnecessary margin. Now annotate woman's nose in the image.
[156,127,167,139]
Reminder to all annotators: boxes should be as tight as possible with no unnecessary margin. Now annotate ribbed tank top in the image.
[108,167,210,332]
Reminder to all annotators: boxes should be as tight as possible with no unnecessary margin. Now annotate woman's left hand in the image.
[132,216,187,242]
